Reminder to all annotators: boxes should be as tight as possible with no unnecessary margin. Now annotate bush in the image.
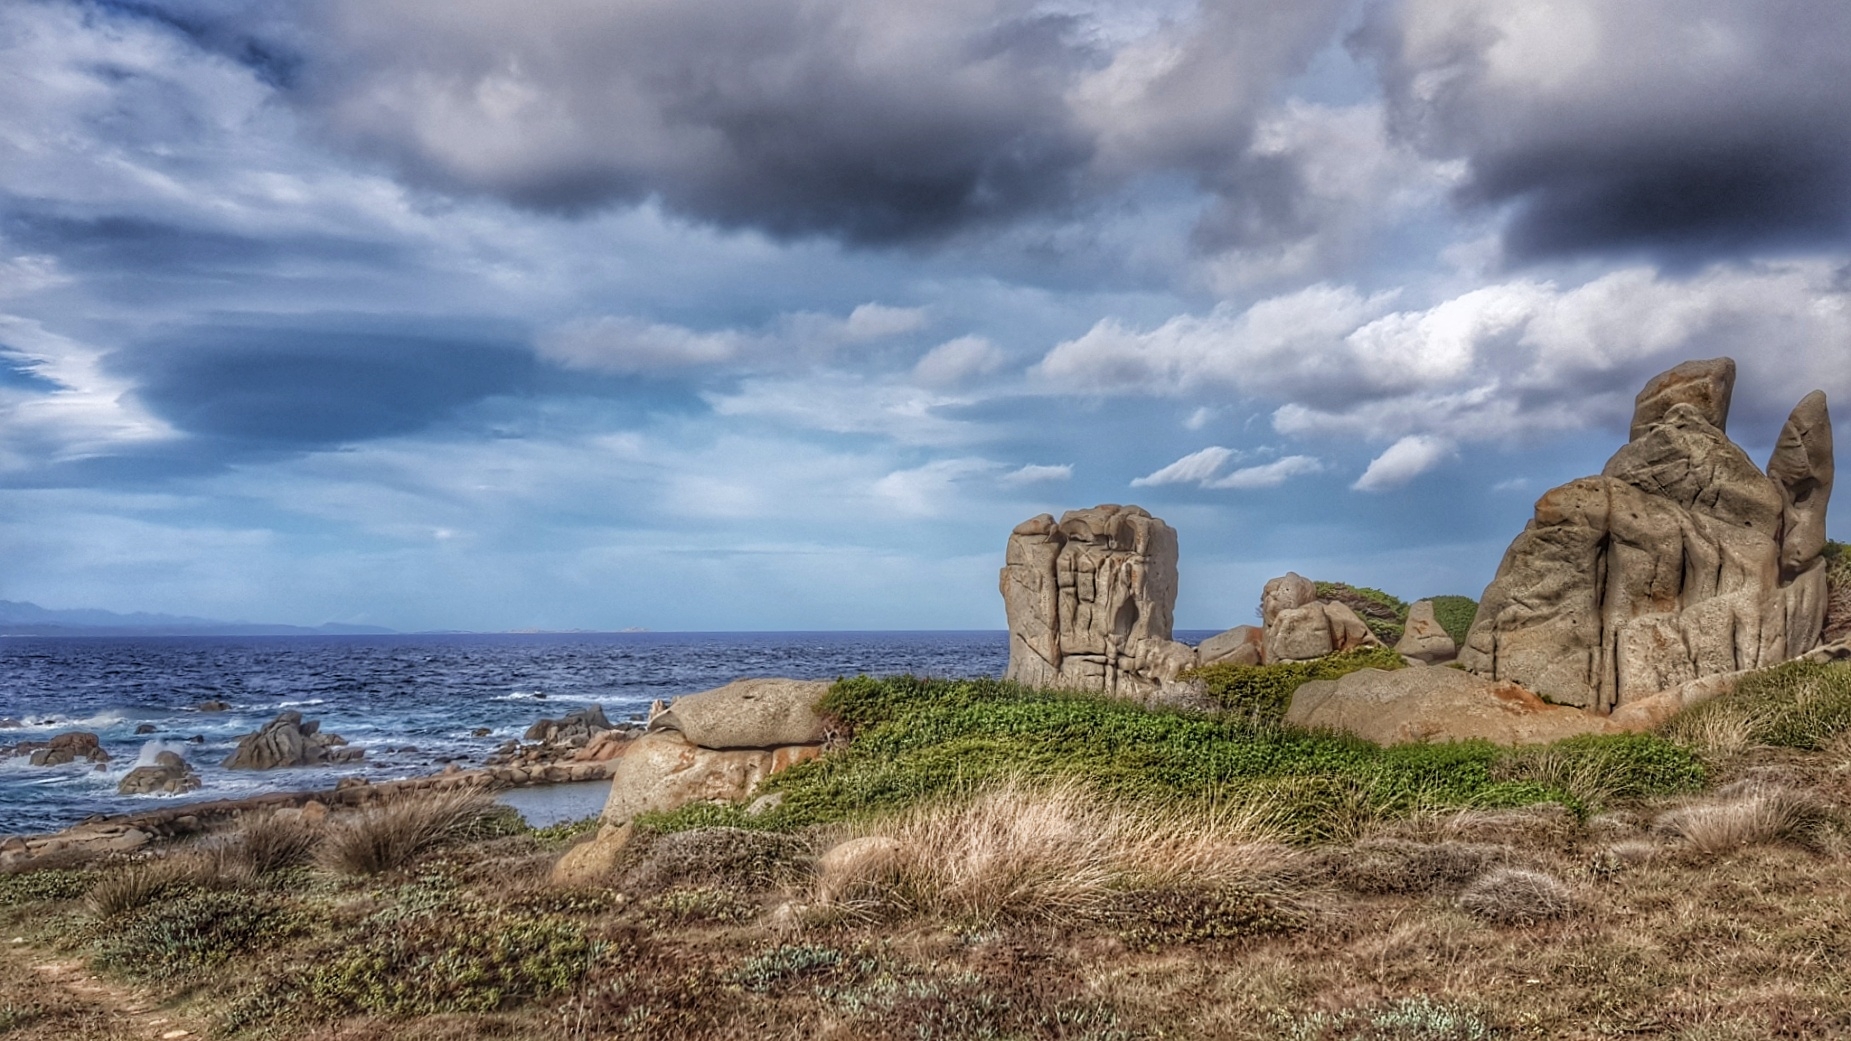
[91,889,308,979]
[319,790,494,875]
[1455,867,1574,925]
[1665,659,1851,756]
[783,675,1703,841]
[1315,582,1409,644]
[1185,646,1408,721]
[1424,595,1480,646]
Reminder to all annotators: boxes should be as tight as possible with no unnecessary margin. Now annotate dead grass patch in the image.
[815,778,1292,926]
[1327,839,1510,896]
[1454,866,1574,925]
[318,790,495,875]
[1655,782,1838,853]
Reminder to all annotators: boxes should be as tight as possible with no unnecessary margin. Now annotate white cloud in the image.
[1353,435,1454,491]
[912,335,1006,388]
[1130,446,1238,487]
[706,373,984,447]
[1000,463,1072,485]
[842,303,928,341]
[1206,454,1324,489]
[1039,260,1851,446]
[535,316,746,372]
[873,458,1000,516]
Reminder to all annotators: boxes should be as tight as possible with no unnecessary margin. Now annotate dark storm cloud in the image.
[1355,0,1851,262]
[89,0,1356,248]
[111,319,538,448]
[3,213,398,279]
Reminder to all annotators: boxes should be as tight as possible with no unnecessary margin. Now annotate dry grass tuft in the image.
[813,778,1291,926]
[318,790,495,875]
[1329,838,1508,895]
[228,810,322,875]
[84,854,219,919]
[622,827,811,895]
[1654,782,1838,853]
[1455,866,1574,925]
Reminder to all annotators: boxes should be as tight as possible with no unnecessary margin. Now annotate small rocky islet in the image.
[4,356,1851,1039]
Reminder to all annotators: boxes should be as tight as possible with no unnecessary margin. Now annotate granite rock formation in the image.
[1395,600,1458,664]
[118,750,202,795]
[223,711,363,769]
[1286,665,1610,745]
[1257,572,1384,663]
[1000,505,1198,698]
[1459,359,1833,712]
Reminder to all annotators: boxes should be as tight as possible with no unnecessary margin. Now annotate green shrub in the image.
[1315,582,1409,643]
[0,868,93,906]
[786,675,1702,840]
[530,815,602,845]
[1185,646,1407,721]
[1425,595,1480,646]
[91,889,309,980]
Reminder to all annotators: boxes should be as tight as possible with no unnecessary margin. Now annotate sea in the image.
[0,630,1217,836]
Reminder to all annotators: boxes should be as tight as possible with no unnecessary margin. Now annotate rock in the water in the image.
[647,678,830,749]
[1285,666,1611,745]
[118,750,202,795]
[222,711,358,770]
[597,730,820,827]
[24,731,110,767]
[1197,625,1263,667]
[1459,359,1833,712]
[1000,504,1198,698]
[523,705,612,745]
[195,700,231,712]
[1395,600,1458,664]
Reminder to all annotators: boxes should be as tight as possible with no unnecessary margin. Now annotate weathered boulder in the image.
[1197,625,1264,667]
[551,822,635,886]
[22,731,110,767]
[1285,666,1611,745]
[647,678,830,749]
[597,730,820,827]
[1459,359,1833,713]
[1261,572,1319,626]
[1259,580,1383,664]
[1001,505,1199,698]
[118,751,202,795]
[1395,600,1458,664]
[222,711,362,769]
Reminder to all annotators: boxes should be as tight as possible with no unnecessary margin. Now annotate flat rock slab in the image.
[1285,665,1612,746]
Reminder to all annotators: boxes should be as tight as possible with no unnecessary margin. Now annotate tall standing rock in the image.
[1459,359,1833,712]
[1001,504,1197,698]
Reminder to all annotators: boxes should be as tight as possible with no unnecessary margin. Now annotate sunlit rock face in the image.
[1459,358,1834,713]
[1000,504,1197,699]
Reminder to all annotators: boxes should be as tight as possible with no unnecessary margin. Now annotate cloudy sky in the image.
[1,0,1847,631]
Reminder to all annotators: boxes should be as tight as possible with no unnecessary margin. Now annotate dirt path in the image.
[2,941,204,1040]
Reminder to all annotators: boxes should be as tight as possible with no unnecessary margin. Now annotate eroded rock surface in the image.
[1395,600,1458,664]
[1286,665,1611,745]
[648,678,830,749]
[1459,359,1833,712]
[1001,504,1198,698]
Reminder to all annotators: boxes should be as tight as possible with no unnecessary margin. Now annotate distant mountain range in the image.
[0,600,396,637]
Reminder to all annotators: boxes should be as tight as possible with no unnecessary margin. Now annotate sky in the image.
[1,0,1848,632]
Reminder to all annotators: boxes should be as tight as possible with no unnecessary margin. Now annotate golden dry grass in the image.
[1654,781,1838,853]
[813,778,1291,925]
[318,790,495,875]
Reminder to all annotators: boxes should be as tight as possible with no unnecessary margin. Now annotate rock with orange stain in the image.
[1285,665,1613,745]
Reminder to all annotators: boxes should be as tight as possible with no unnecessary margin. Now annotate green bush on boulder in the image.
[1184,646,1407,721]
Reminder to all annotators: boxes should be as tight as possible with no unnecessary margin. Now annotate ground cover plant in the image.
[1314,582,1409,644]
[1185,646,1406,721]
[1,660,1849,1040]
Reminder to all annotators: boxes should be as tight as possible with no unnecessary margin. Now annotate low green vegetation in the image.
[1314,581,1408,643]
[1424,594,1479,645]
[1185,645,1405,720]
[635,673,1704,839]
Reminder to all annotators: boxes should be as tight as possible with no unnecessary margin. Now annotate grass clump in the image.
[319,789,494,875]
[1424,595,1479,646]
[622,826,811,894]
[1665,659,1851,758]
[229,810,322,875]
[1655,782,1838,853]
[814,778,1292,927]
[1279,995,1493,1041]
[1455,866,1574,925]
[84,859,208,919]
[1315,582,1410,643]
[1184,645,1407,721]
[1824,539,1851,642]
[1328,838,1507,895]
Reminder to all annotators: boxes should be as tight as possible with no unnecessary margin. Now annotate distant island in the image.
[0,600,396,637]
